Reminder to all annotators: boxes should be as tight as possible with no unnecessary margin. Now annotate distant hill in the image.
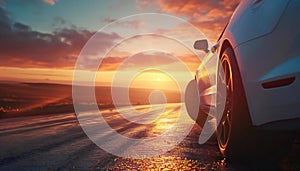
[0,82,181,118]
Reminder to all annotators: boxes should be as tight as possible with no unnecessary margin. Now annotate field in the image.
[0,82,181,118]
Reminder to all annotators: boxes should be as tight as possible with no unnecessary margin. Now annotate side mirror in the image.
[194,39,209,53]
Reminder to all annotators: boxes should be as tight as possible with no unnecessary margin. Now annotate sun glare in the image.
[128,70,179,90]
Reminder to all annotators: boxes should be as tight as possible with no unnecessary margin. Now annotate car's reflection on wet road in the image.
[0,103,299,170]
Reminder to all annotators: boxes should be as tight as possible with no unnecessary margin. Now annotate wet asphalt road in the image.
[0,104,299,171]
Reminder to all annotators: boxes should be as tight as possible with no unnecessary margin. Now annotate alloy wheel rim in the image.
[217,55,233,151]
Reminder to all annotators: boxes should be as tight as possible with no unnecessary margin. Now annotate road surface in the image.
[0,104,299,170]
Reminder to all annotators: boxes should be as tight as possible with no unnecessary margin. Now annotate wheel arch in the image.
[219,39,232,58]
[218,39,254,126]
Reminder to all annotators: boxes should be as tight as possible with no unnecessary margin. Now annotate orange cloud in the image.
[43,0,57,6]
[156,0,240,42]
[135,0,159,10]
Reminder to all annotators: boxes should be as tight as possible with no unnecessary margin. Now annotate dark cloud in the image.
[0,6,11,31]
[103,17,144,30]
[103,18,117,24]
[13,22,31,31]
[0,7,121,68]
[52,17,67,26]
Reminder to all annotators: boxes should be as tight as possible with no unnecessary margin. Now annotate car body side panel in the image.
[228,0,290,47]
[222,0,300,126]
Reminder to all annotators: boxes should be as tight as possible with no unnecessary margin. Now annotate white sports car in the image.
[188,0,300,157]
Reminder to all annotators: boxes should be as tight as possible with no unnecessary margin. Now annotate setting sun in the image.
[128,70,179,90]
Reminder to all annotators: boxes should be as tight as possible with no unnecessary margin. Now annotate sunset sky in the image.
[0,0,239,89]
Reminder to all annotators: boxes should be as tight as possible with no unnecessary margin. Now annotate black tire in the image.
[185,79,200,122]
[185,79,209,128]
[216,47,294,159]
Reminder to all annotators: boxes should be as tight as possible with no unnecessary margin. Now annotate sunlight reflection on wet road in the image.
[0,103,299,170]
